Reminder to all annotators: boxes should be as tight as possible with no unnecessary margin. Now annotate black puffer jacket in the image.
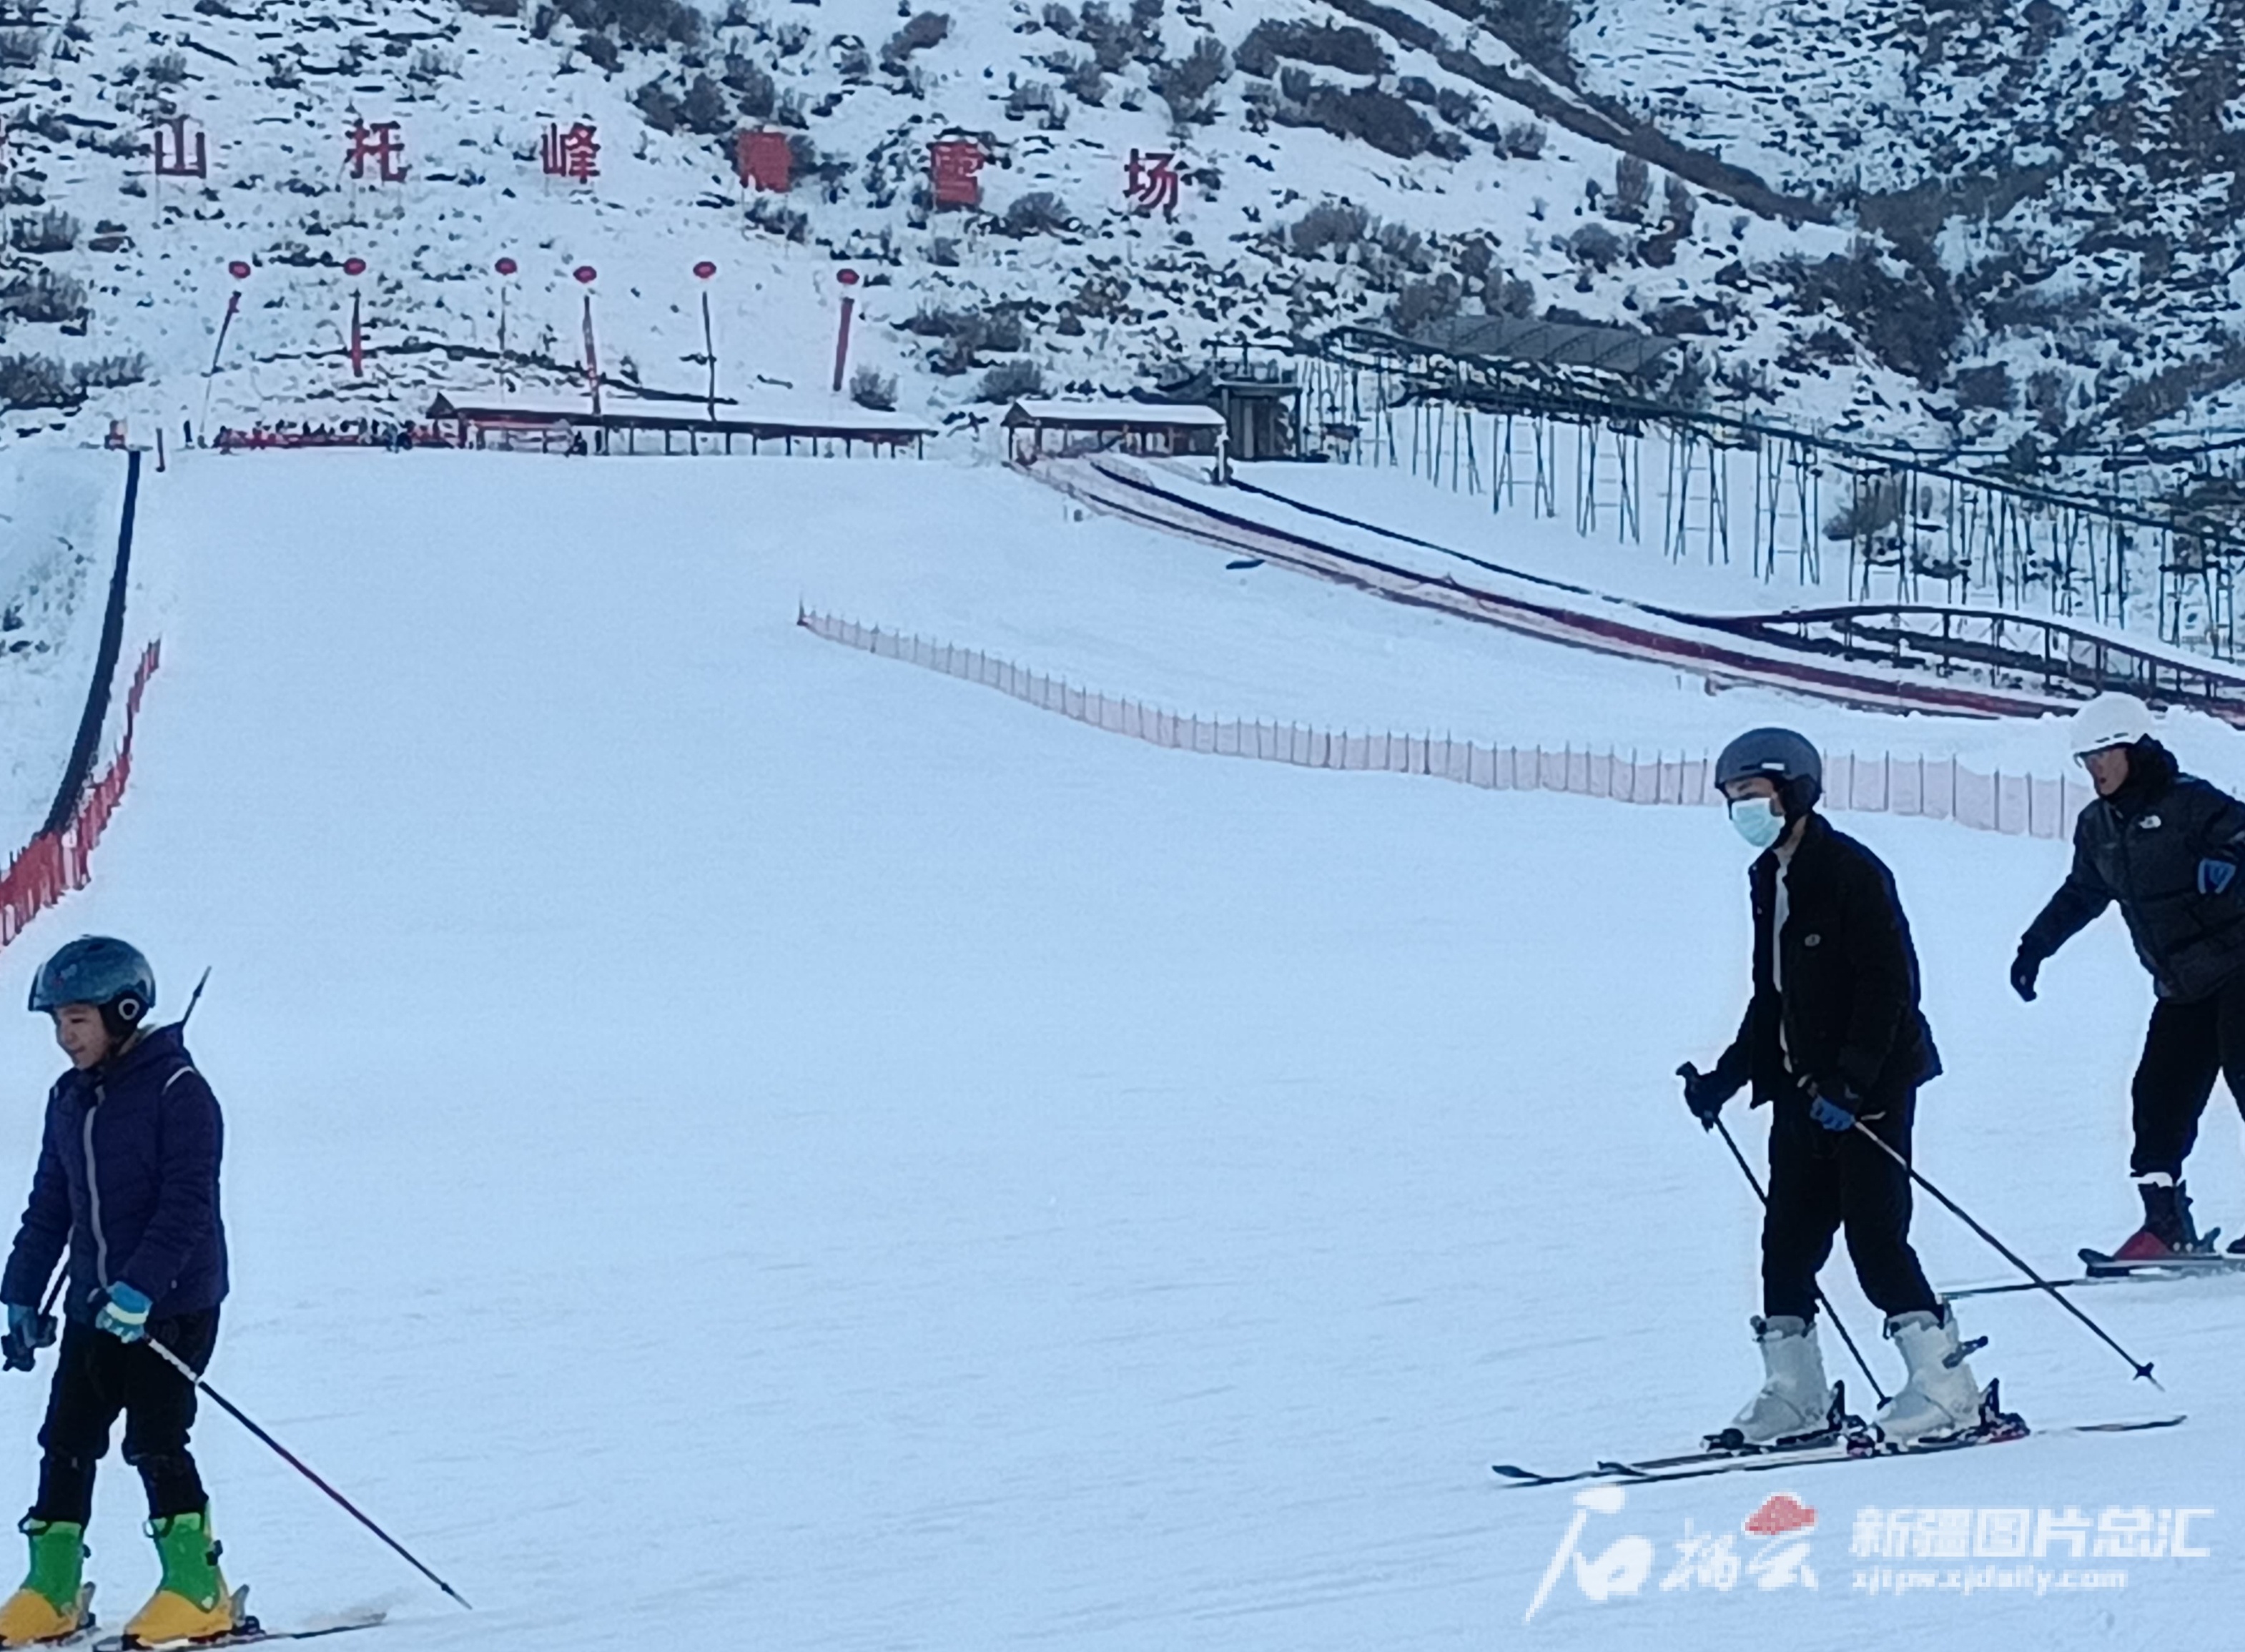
[1710,813,1943,1109]
[2019,740,2245,1003]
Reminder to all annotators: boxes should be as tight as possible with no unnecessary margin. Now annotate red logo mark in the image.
[1744,1493,1816,1536]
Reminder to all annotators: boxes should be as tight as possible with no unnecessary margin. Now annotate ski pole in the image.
[1850,1121,2161,1389]
[1705,1110,1890,1408]
[177,966,212,1031]
[144,1337,474,1610]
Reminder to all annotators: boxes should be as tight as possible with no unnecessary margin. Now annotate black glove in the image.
[1677,1062,1730,1130]
[1,1304,56,1373]
[2009,945,2041,1003]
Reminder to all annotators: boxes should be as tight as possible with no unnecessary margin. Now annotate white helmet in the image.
[2068,691,2155,758]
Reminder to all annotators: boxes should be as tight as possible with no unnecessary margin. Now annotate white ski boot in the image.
[1874,1307,1985,1445]
[1723,1315,1833,1445]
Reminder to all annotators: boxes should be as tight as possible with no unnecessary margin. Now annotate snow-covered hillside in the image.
[1573,0,2245,453]
[0,0,2052,455]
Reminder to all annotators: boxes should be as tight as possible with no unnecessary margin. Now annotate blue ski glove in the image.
[1808,1085,1858,1133]
[93,1285,151,1344]
[2200,855,2239,896]
[1,1303,55,1372]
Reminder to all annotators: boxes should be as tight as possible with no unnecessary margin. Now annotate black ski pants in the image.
[1762,1094,1938,1322]
[29,1310,218,1525]
[2130,974,2245,1181]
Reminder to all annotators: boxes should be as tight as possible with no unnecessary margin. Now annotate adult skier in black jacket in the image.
[1683,728,1991,1448]
[2013,691,2245,1260]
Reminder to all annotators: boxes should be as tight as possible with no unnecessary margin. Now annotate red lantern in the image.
[343,256,367,276]
[837,267,859,287]
[573,264,597,284]
[227,259,251,280]
[693,259,717,280]
[495,256,518,276]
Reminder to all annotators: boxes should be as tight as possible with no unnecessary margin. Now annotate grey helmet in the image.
[28,935,155,1039]
[1714,727,1823,817]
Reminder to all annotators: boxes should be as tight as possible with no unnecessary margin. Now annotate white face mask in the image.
[1729,797,1787,851]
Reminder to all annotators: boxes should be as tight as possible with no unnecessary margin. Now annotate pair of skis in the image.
[1945,1245,2245,1300]
[1492,1382,2186,1488]
[38,1596,383,1652]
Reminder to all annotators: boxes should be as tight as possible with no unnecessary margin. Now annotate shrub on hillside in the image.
[1567,222,1624,270]
[1499,119,1546,158]
[883,11,949,62]
[978,359,1045,402]
[72,354,147,390]
[849,366,899,410]
[1284,84,1431,159]
[0,354,78,408]
[1608,154,1649,222]
[1001,190,1075,236]
[725,56,776,118]
[556,0,702,51]
[1234,19,1388,78]
[678,73,731,134]
[1477,0,1576,79]
[1288,199,1370,257]
[631,77,681,131]
[1158,33,1228,121]
[9,210,75,254]
[0,270,85,324]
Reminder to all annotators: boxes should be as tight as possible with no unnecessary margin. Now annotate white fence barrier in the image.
[797,610,2091,841]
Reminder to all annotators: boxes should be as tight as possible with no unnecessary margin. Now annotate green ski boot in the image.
[0,1518,90,1647]
[121,1510,235,1648]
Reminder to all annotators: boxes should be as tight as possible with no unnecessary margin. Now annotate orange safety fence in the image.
[0,640,160,949]
[797,610,2092,841]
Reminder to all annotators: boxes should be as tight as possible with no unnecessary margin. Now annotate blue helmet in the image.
[28,936,156,1037]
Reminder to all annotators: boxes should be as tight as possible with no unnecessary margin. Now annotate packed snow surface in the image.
[0,450,2234,1651]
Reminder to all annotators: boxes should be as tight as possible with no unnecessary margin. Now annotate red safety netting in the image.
[0,640,160,950]
[796,610,2091,841]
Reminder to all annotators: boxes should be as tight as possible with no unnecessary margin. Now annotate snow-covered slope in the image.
[0,447,2228,1651]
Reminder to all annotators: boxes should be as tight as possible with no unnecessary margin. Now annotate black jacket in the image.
[1711,813,1942,1109]
[2019,741,2245,1003]
[0,1024,228,1324]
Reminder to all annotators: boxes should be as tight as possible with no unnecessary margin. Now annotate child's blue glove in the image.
[93,1285,150,1343]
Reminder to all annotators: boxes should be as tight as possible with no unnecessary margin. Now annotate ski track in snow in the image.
[0,451,2229,1650]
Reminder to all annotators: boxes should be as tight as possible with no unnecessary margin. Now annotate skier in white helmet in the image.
[2013,691,2245,1261]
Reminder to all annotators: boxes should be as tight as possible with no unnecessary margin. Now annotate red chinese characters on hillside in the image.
[735,130,791,193]
[929,138,984,209]
[346,120,408,184]
[153,115,207,179]
[541,122,600,184]
[1125,148,1181,217]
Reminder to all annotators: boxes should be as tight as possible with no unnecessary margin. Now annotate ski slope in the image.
[0,450,2236,1649]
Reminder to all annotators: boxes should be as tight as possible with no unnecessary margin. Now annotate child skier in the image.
[1681,729,1996,1447]
[0,937,238,1648]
